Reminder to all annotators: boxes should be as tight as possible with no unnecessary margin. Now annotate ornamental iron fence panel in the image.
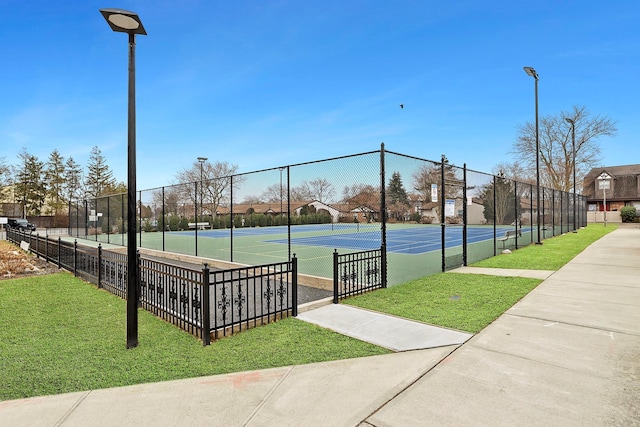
[333,246,386,303]
[6,228,297,345]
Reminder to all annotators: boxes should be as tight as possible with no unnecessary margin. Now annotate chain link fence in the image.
[70,144,586,287]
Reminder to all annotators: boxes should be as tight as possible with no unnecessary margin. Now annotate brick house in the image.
[583,164,640,222]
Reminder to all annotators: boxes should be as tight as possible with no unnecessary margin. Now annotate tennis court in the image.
[265,224,514,255]
[87,222,528,285]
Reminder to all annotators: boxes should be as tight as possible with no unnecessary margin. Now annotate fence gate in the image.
[333,246,386,303]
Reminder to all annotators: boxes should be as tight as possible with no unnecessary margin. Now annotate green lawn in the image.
[1,224,616,400]
[0,273,389,401]
[472,223,617,270]
[345,273,541,333]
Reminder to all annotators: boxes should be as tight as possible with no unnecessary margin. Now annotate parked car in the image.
[7,218,36,232]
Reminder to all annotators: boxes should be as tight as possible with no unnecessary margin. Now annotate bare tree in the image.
[261,183,282,203]
[309,178,335,203]
[512,105,616,192]
[173,160,242,218]
[290,181,312,201]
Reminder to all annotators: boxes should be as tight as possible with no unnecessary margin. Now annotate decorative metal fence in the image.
[333,246,386,303]
[6,228,297,345]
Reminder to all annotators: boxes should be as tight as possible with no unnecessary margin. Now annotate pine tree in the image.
[480,175,521,225]
[44,149,66,215]
[63,157,84,201]
[387,171,410,221]
[85,146,116,198]
[15,149,46,216]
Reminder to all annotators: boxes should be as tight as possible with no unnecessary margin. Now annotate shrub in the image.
[620,206,637,222]
[421,216,434,224]
[446,216,462,224]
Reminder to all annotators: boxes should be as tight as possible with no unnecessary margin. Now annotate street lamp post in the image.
[565,118,577,233]
[197,157,207,222]
[279,167,284,225]
[523,66,542,244]
[100,8,147,349]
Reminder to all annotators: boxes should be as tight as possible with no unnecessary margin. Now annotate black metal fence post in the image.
[230,176,234,262]
[57,237,61,269]
[514,181,518,249]
[440,154,446,272]
[162,186,165,251]
[97,244,103,289]
[381,244,387,288]
[493,175,497,256]
[201,263,211,346]
[73,239,78,277]
[380,143,387,256]
[136,250,142,308]
[529,184,533,240]
[291,254,298,316]
[194,182,198,257]
[462,164,467,266]
[332,249,339,304]
[287,167,292,261]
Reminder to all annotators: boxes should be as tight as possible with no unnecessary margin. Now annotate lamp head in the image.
[523,66,539,80]
[100,8,147,35]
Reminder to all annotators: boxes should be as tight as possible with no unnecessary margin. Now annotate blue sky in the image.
[1,0,639,190]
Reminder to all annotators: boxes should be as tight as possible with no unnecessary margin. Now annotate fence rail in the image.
[333,246,386,303]
[6,228,297,345]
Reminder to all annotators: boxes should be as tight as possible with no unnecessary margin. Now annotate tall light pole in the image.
[565,118,577,233]
[100,8,147,349]
[279,167,284,225]
[523,66,542,244]
[197,157,207,222]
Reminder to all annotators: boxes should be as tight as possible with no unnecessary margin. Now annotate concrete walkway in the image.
[298,304,472,351]
[1,226,638,426]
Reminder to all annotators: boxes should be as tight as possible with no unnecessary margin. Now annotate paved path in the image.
[298,304,472,351]
[1,226,638,426]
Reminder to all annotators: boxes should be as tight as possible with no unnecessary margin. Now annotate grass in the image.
[345,274,541,333]
[472,223,618,270]
[0,273,389,401]
[344,224,617,332]
[0,224,616,400]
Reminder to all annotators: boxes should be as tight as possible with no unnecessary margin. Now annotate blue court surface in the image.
[268,226,512,255]
[177,224,517,255]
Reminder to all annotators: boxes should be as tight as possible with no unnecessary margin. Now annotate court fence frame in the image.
[68,144,587,287]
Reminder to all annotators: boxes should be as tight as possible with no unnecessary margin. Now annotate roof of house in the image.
[584,164,640,180]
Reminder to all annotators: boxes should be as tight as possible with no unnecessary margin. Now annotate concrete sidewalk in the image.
[1,226,638,426]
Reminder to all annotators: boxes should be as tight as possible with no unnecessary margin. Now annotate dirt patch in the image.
[0,240,61,280]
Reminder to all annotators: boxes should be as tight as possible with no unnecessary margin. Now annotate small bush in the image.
[446,216,462,224]
[421,216,434,224]
[620,206,637,222]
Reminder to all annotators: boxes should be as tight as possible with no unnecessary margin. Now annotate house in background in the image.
[583,164,640,223]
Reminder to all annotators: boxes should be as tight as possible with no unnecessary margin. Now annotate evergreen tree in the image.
[15,149,46,216]
[44,149,66,215]
[387,171,409,204]
[480,174,521,225]
[63,157,84,201]
[387,171,410,221]
[0,157,8,205]
[85,146,116,198]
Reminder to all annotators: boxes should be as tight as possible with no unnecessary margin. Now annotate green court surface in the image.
[76,223,526,286]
